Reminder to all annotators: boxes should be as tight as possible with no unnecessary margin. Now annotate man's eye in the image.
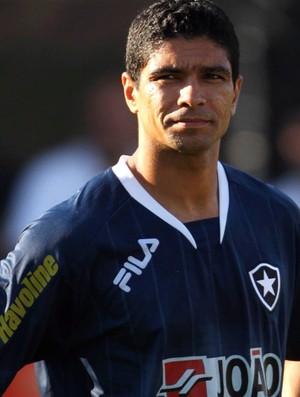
[204,73,226,81]
[205,74,222,80]
[159,74,177,80]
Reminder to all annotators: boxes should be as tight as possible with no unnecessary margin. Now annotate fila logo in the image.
[249,263,281,311]
[113,238,159,292]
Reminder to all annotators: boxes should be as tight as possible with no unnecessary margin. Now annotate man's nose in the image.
[177,80,206,108]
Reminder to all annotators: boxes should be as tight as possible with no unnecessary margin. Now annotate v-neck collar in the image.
[112,156,229,249]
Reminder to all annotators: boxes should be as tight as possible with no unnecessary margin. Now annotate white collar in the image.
[112,156,229,249]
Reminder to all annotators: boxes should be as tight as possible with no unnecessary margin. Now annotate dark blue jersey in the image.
[0,156,299,397]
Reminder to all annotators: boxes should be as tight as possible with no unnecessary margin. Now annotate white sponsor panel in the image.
[157,348,282,397]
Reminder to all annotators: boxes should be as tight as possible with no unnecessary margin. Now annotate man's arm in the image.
[282,360,300,397]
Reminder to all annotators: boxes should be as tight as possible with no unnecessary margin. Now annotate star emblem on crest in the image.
[249,263,281,311]
[257,270,276,297]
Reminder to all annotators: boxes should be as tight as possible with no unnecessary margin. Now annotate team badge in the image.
[249,263,281,311]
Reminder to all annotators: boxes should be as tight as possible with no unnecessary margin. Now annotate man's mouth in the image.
[173,118,211,127]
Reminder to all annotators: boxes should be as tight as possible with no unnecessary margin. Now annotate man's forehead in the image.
[146,37,232,71]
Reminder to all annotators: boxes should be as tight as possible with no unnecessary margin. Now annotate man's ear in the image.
[122,72,138,114]
[231,75,243,116]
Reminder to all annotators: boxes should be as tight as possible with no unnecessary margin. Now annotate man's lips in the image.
[171,117,212,127]
[164,112,213,128]
[175,117,210,122]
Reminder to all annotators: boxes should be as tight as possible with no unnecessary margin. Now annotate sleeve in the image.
[0,215,81,393]
[285,214,300,360]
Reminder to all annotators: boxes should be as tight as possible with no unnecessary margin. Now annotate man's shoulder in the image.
[17,168,129,257]
[223,163,300,218]
[39,168,125,220]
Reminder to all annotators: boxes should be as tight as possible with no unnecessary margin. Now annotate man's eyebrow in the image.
[149,67,182,76]
[149,65,232,77]
[201,66,232,76]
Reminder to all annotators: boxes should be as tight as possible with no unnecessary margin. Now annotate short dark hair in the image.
[126,0,240,84]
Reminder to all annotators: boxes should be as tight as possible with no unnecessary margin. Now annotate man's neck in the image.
[127,149,219,223]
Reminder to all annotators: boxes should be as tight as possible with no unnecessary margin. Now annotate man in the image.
[0,0,299,396]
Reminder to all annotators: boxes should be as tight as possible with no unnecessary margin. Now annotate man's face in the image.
[123,36,242,156]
